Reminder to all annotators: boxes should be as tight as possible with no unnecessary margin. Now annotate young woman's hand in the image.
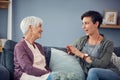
[66,45,79,55]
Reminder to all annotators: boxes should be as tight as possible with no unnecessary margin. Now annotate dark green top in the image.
[73,35,120,75]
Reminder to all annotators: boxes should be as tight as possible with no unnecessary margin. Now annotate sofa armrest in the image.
[0,64,10,80]
[114,47,120,57]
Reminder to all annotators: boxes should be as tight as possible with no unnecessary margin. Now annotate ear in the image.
[28,25,32,31]
[95,21,99,28]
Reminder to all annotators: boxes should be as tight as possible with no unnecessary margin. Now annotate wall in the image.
[4,0,120,47]
[0,9,8,38]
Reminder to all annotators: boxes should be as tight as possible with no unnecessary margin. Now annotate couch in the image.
[0,40,120,80]
[0,40,70,80]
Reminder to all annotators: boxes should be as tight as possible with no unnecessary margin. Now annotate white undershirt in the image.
[25,40,46,70]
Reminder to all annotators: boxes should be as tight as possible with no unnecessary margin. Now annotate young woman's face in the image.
[32,24,43,39]
[82,17,98,36]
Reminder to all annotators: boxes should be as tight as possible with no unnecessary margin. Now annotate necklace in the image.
[87,35,100,55]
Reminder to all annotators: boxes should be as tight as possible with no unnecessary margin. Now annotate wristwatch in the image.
[83,53,89,60]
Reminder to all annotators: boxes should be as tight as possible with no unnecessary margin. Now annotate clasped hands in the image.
[66,45,92,63]
[66,45,81,56]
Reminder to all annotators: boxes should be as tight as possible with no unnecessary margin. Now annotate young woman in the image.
[67,11,117,79]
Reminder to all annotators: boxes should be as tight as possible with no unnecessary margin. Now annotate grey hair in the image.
[20,16,43,35]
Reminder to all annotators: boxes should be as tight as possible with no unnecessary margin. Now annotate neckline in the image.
[24,39,36,48]
[87,35,100,55]
[88,34,100,46]
[87,42,98,47]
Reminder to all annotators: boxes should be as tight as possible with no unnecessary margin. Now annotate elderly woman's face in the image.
[32,24,43,39]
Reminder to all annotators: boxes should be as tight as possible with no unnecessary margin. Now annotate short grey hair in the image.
[20,16,43,34]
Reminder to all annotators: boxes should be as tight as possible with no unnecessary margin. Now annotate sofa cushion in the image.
[4,40,17,51]
[111,52,120,71]
[43,46,67,67]
[49,48,85,80]
[43,46,51,67]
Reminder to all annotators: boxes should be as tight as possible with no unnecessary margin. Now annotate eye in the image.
[82,22,89,25]
[85,22,89,24]
[38,24,42,28]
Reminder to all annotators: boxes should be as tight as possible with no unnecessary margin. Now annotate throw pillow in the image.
[111,52,120,71]
[49,48,85,80]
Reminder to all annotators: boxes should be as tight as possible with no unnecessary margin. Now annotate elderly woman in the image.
[14,16,52,80]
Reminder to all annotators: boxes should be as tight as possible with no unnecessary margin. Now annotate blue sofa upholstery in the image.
[0,40,120,80]
[0,64,10,80]
[113,47,120,56]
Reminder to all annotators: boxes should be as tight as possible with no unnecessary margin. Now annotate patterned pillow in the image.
[49,48,85,80]
[111,52,120,71]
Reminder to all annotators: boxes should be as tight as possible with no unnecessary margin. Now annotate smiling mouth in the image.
[84,30,88,32]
